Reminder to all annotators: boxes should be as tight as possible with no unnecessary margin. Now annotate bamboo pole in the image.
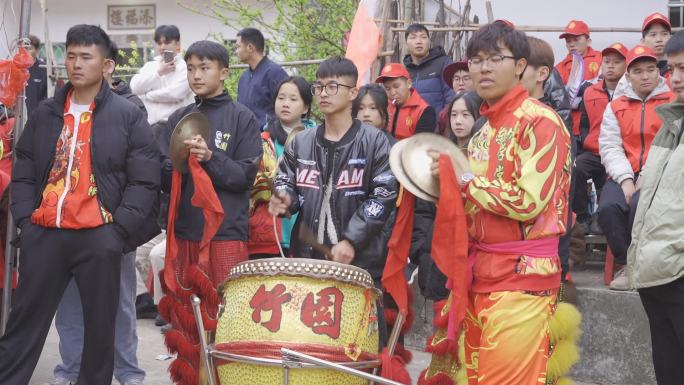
[2,0,31,336]
[391,25,646,33]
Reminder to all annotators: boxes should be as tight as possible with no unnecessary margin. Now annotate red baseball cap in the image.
[601,43,629,59]
[626,45,658,69]
[559,20,590,39]
[442,61,469,85]
[493,19,515,28]
[375,63,411,83]
[642,12,671,33]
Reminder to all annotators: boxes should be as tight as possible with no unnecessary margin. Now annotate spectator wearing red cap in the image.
[375,63,436,139]
[573,43,628,235]
[641,12,672,78]
[628,29,684,385]
[598,45,674,291]
[556,20,603,140]
[556,20,603,85]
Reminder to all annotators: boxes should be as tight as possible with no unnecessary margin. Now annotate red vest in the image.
[387,89,430,140]
[583,80,611,155]
[611,90,673,173]
[556,47,602,85]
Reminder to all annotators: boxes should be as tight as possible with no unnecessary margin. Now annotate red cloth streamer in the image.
[431,154,468,341]
[381,189,415,316]
[379,348,412,385]
[164,156,224,294]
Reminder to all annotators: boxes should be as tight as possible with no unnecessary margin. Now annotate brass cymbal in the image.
[389,138,438,203]
[400,133,471,199]
[169,112,211,173]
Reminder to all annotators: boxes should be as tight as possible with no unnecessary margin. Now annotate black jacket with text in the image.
[274,120,398,280]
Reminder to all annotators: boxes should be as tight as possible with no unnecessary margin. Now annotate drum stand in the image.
[191,295,406,385]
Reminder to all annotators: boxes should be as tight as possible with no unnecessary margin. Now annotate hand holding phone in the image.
[163,50,175,63]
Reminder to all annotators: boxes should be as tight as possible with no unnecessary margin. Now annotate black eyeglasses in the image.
[311,82,354,96]
[467,54,516,72]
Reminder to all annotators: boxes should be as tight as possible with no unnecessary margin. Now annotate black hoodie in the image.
[159,92,263,241]
[111,78,147,121]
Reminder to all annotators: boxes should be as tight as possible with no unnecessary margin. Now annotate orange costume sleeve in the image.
[466,103,571,226]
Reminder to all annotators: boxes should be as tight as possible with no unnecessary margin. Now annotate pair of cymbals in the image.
[169,112,211,173]
[389,133,470,203]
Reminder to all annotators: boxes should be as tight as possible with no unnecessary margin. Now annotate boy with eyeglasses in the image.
[269,56,397,285]
[375,63,436,139]
[429,22,572,384]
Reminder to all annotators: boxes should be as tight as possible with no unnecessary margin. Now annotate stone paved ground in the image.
[30,319,600,385]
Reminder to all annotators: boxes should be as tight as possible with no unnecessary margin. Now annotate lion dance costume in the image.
[418,85,581,385]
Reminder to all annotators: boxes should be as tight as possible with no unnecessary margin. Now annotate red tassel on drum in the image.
[424,334,459,356]
[169,357,199,385]
[393,343,413,364]
[187,265,221,309]
[165,329,200,365]
[379,348,411,385]
[417,369,456,385]
[158,295,174,323]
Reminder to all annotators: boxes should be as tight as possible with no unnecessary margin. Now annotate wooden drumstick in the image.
[298,225,333,260]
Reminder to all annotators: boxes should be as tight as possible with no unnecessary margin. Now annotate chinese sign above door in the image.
[108,5,156,30]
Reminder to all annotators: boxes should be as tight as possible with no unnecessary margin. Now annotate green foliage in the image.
[180,0,358,83]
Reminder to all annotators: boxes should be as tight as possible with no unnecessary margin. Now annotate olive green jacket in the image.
[628,102,684,289]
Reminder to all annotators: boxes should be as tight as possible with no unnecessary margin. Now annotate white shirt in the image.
[130,54,194,124]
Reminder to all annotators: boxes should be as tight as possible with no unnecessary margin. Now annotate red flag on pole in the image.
[345,0,382,86]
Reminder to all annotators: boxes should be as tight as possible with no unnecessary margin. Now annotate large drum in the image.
[214,258,380,385]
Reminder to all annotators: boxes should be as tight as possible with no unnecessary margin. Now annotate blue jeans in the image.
[53,251,145,383]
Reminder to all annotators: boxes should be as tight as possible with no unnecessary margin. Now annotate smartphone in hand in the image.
[163,50,175,63]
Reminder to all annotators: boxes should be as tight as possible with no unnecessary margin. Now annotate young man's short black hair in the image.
[467,22,530,61]
[65,24,112,57]
[28,34,40,50]
[154,25,180,44]
[184,40,230,69]
[405,23,430,39]
[237,27,265,53]
[316,56,358,85]
[107,41,119,66]
[665,30,684,56]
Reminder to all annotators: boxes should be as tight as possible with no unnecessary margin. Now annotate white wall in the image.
[0,0,277,58]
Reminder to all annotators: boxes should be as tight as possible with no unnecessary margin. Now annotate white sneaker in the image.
[609,268,630,291]
[45,378,74,385]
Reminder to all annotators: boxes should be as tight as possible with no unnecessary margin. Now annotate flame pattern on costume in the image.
[418,86,579,385]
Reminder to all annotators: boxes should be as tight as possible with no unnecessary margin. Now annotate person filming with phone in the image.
[131,25,194,125]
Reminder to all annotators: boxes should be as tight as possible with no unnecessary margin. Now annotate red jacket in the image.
[581,80,612,155]
[612,92,673,174]
[599,78,674,184]
[387,89,431,139]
